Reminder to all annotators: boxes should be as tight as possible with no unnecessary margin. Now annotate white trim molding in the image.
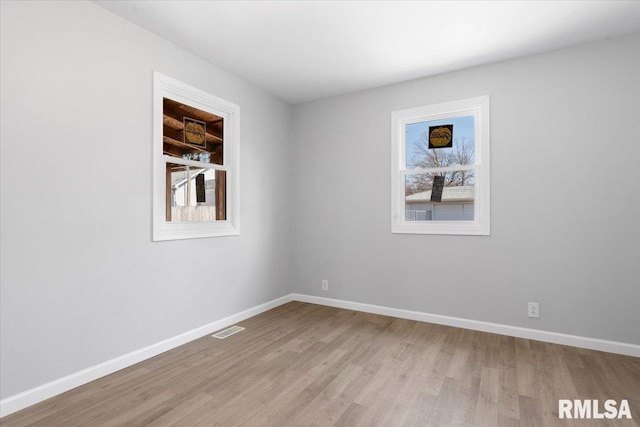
[291,294,640,358]
[0,295,293,418]
[3,293,638,417]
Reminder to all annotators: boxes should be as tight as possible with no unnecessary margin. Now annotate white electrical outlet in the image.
[321,279,328,291]
[528,302,539,318]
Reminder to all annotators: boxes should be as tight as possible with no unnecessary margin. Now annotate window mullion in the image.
[401,164,476,176]
[162,155,229,171]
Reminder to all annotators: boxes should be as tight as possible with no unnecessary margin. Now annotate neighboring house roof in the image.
[406,186,475,203]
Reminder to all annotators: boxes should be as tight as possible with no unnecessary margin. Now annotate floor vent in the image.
[212,325,245,339]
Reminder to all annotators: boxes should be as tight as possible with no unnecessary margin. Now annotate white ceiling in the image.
[95,1,640,104]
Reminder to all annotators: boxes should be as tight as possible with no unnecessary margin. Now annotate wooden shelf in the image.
[163,113,222,144]
[163,136,208,152]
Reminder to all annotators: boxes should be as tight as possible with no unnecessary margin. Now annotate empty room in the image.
[1,1,639,425]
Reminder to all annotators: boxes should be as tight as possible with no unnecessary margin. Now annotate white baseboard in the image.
[0,294,294,418]
[291,294,640,358]
[3,292,638,418]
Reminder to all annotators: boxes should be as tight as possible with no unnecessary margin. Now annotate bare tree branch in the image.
[406,133,474,195]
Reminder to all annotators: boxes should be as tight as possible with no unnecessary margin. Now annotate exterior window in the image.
[391,96,490,235]
[153,72,239,241]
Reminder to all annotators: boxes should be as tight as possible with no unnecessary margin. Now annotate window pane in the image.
[406,115,474,169]
[166,163,226,222]
[162,97,223,165]
[405,171,475,221]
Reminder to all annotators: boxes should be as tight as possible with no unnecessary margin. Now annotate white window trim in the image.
[153,72,240,241]
[391,96,490,235]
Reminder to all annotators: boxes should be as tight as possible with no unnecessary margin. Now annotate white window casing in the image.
[391,96,490,235]
[153,72,240,241]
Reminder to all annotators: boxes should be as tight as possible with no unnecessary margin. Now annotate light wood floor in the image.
[2,302,639,426]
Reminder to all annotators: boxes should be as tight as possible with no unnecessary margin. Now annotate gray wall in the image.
[291,33,640,345]
[0,1,292,399]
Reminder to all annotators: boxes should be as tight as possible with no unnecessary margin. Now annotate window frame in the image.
[391,96,490,235]
[152,72,240,241]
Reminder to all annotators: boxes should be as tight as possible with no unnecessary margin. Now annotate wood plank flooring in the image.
[2,302,639,426]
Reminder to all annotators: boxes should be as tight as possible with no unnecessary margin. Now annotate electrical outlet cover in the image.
[528,302,539,318]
